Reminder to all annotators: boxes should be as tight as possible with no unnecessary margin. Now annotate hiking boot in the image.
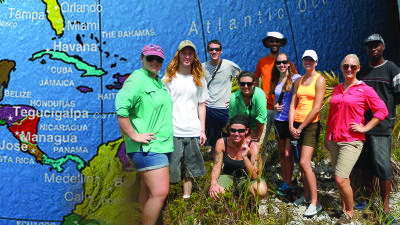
[337,212,354,225]
[294,195,310,207]
[303,203,322,217]
[277,182,292,196]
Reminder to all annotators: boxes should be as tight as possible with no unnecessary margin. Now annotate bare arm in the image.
[349,117,381,133]
[209,138,225,199]
[117,116,155,144]
[198,102,207,146]
[242,141,260,180]
[274,93,284,112]
[251,121,264,142]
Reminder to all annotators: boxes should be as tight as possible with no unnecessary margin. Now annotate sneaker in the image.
[183,195,191,201]
[337,212,354,225]
[354,200,378,211]
[277,182,292,196]
[385,212,398,225]
[354,202,366,211]
[303,203,322,217]
[294,195,310,207]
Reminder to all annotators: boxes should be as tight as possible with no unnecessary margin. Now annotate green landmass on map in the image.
[30,50,107,77]
[42,154,86,172]
[42,0,65,37]
[64,138,141,225]
[63,214,105,225]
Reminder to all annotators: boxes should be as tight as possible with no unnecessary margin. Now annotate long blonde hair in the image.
[164,49,205,87]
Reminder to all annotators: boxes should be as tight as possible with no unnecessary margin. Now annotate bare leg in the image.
[139,177,150,206]
[335,176,354,217]
[380,179,391,213]
[139,166,170,225]
[299,146,318,206]
[183,177,193,197]
[249,181,268,199]
[279,138,294,186]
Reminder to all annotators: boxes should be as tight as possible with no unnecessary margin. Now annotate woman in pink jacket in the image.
[325,54,388,224]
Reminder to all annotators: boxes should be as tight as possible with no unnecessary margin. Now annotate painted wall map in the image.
[0,0,398,224]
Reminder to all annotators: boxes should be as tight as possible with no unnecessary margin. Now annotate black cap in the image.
[363,34,385,46]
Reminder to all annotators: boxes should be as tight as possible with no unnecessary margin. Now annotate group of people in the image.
[115,32,400,225]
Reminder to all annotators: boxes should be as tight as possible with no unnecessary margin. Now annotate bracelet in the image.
[201,130,205,133]
[299,124,304,130]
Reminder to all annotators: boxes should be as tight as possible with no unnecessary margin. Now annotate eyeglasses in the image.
[276,60,289,65]
[208,48,221,52]
[342,64,358,70]
[145,55,164,63]
[239,82,253,87]
[230,128,246,133]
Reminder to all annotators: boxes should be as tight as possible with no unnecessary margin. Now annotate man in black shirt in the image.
[355,34,400,222]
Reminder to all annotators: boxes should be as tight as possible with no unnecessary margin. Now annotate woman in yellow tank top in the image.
[288,50,326,217]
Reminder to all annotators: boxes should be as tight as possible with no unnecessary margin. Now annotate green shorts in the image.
[293,121,321,148]
[217,174,266,191]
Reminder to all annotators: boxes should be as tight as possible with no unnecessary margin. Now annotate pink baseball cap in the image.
[142,44,164,59]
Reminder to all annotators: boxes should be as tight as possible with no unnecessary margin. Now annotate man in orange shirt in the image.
[255,32,297,143]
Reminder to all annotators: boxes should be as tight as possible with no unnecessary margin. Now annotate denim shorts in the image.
[127,147,171,172]
[274,120,291,140]
[354,134,392,180]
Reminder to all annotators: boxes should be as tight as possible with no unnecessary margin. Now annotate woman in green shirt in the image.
[115,44,173,225]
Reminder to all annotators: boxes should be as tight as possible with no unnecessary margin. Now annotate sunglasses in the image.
[208,48,221,52]
[268,39,281,44]
[276,60,289,65]
[145,55,164,63]
[342,64,358,70]
[239,82,253,87]
[230,128,246,133]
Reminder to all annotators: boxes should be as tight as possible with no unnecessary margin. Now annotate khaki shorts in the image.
[327,140,363,178]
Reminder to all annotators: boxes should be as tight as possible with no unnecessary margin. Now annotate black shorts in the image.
[274,120,291,140]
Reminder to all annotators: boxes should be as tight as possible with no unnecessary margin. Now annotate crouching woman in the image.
[208,114,268,199]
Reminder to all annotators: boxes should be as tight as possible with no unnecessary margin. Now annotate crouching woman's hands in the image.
[209,182,225,199]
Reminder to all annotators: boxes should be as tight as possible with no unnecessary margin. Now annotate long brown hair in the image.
[269,53,296,95]
[164,48,205,87]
